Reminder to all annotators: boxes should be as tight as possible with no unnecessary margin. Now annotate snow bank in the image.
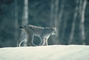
[0,45,89,60]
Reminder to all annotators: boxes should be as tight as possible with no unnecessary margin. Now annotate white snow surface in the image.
[0,45,89,60]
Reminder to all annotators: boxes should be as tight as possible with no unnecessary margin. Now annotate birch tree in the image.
[22,0,28,26]
[53,0,59,44]
[69,0,78,44]
[58,0,65,43]
[19,0,28,46]
[79,0,87,44]
[68,0,87,45]
[50,0,55,26]
[50,0,65,44]
[60,14,68,43]
[15,0,19,46]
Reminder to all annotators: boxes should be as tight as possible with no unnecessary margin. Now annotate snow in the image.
[0,45,89,60]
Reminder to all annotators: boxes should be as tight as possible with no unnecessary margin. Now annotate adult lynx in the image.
[18,24,56,46]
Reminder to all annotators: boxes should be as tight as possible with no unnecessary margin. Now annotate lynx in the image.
[18,24,56,46]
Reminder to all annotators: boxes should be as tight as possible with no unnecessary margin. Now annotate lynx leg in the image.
[45,36,50,45]
[27,35,35,46]
[18,40,24,47]
[39,37,46,46]
[25,26,35,46]
[45,38,48,46]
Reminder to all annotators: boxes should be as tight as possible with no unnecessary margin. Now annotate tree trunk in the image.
[53,0,59,44]
[15,0,19,46]
[22,0,28,26]
[58,0,65,44]
[50,0,59,45]
[60,14,68,43]
[69,0,78,44]
[50,0,55,26]
[19,0,28,46]
[79,0,87,44]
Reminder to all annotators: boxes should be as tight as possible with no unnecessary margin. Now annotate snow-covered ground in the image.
[0,45,89,60]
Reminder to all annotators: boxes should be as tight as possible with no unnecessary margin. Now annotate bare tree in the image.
[50,0,59,45]
[69,0,87,45]
[69,0,79,44]
[50,0,65,45]
[60,14,68,43]
[22,0,28,26]
[50,0,55,26]
[79,0,87,44]
[58,0,65,43]
[19,0,29,46]
[15,0,19,46]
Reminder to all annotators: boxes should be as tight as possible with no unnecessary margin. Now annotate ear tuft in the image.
[53,27,56,29]
[20,27,22,28]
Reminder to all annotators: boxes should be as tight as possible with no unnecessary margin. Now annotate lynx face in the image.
[51,27,57,35]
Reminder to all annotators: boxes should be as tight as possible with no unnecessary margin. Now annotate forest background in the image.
[0,0,89,47]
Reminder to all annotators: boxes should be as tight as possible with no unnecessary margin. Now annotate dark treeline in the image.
[0,0,89,47]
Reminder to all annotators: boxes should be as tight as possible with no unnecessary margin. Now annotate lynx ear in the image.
[20,26,24,30]
[20,27,22,28]
[20,25,25,29]
[53,27,56,29]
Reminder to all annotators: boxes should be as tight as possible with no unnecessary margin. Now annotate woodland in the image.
[0,0,89,47]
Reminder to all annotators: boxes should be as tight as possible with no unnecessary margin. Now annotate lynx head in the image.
[51,27,57,35]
